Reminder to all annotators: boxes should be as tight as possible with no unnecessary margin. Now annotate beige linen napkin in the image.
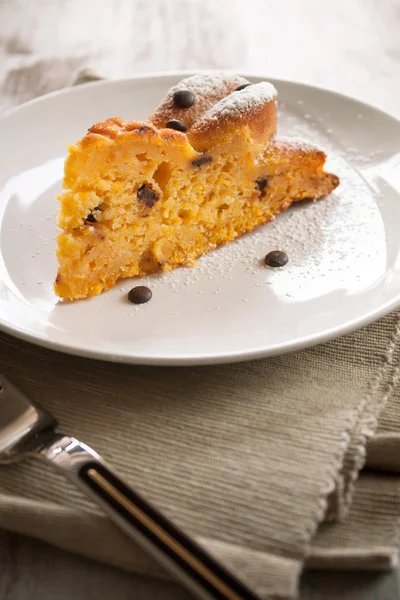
[1,304,400,600]
[308,372,400,570]
[1,66,400,600]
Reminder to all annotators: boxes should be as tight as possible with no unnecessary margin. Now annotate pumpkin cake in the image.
[54,73,339,300]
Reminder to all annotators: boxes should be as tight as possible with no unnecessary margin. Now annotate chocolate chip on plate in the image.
[128,286,152,304]
[173,89,195,108]
[264,250,289,268]
[166,119,187,132]
[255,177,269,192]
[137,184,159,208]
[234,83,251,91]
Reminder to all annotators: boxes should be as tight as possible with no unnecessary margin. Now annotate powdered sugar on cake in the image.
[273,135,320,154]
[167,72,249,99]
[199,82,277,123]
[150,71,250,130]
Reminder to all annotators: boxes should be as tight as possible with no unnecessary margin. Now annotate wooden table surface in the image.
[1,0,400,598]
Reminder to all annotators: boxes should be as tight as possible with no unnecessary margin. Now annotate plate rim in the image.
[1,70,400,366]
[1,293,400,366]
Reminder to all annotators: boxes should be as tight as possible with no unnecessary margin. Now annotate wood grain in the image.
[1,0,400,598]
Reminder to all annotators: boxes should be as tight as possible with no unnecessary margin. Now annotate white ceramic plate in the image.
[1,72,400,365]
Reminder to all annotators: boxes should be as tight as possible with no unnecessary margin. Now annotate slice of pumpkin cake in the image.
[55,73,339,300]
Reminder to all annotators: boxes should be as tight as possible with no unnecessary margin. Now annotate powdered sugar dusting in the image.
[275,135,321,154]
[200,82,277,123]
[150,71,250,129]
[131,105,384,308]
[131,151,380,310]
[168,71,249,98]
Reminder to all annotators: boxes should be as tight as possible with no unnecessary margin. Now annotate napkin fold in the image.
[0,66,400,600]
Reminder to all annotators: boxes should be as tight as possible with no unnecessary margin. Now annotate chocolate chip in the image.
[84,206,102,223]
[192,156,213,168]
[173,89,195,108]
[264,251,289,268]
[127,286,152,304]
[234,83,251,92]
[137,184,159,208]
[166,119,187,132]
[255,177,269,192]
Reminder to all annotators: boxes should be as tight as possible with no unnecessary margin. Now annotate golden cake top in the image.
[188,81,277,151]
[82,73,278,156]
[150,73,277,151]
[149,72,250,130]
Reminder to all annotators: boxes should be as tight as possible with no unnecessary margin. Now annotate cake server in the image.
[0,374,260,600]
